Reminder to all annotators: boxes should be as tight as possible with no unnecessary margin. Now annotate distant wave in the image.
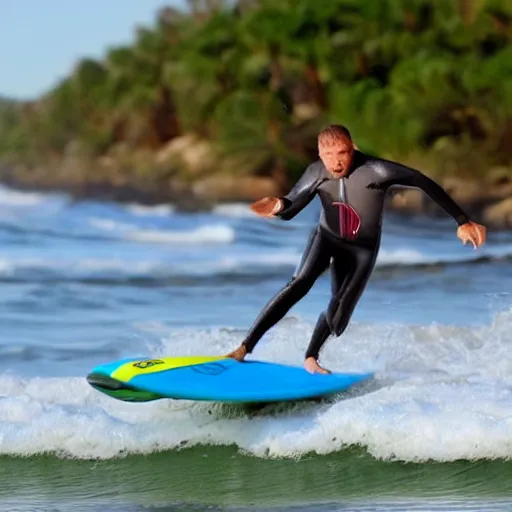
[124,203,175,216]
[88,218,135,232]
[127,225,234,244]
[378,244,512,267]
[0,343,119,364]
[0,251,299,284]
[213,203,254,218]
[0,257,159,281]
[1,309,511,461]
[89,218,235,244]
[0,185,52,207]
[0,244,510,284]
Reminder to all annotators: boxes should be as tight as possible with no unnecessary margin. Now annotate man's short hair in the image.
[318,125,352,145]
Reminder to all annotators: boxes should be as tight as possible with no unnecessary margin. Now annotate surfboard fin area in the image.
[86,356,373,404]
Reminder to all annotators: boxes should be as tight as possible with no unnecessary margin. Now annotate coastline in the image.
[2,158,511,230]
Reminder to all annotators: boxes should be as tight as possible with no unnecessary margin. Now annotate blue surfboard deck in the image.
[86,355,373,404]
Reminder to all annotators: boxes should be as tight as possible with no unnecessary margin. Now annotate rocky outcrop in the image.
[155,135,217,177]
[388,189,424,215]
[192,175,279,202]
[388,171,512,229]
[482,198,512,230]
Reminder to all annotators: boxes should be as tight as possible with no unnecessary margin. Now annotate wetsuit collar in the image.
[344,150,366,179]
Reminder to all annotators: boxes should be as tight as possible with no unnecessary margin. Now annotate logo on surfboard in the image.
[132,359,165,369]
[191,362,229,376]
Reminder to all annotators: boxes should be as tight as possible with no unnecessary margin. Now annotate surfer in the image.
[226,125,487,374]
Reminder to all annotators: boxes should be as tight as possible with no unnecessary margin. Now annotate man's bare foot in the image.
[304,356,331,374]
[225,344,247,362]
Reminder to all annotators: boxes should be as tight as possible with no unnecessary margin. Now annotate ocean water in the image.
[0,184,512,511]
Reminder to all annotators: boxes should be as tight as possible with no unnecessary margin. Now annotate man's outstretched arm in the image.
[250,164,324,220]
[383,161,487,248]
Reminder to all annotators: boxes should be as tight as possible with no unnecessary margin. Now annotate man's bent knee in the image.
[327,288,364,335]
[326,305,350,337]
[288,274,315,295]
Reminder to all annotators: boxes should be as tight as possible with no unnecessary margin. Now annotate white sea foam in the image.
[89,217,235,244]
[1,309,511,461]
[0,238,510,281]
[125,203,175,216]
[172,242,512,275]
[127,225,235,244]
[88,218,135,232]
[0,185,51,207]
[378,244,512,266]
[0,253,294,279]
[0,257,158,277]
[213,203,254,218]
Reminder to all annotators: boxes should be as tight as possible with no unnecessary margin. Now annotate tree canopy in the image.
[0,0,510,185]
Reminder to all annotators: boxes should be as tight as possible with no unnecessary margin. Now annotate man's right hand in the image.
[457,221,487,249]
[250,197,284,217]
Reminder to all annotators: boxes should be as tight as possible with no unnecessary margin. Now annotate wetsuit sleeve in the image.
[275,164,323,220]
[383,162,470,226]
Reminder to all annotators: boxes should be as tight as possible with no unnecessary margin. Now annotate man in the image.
[226,125,487,374]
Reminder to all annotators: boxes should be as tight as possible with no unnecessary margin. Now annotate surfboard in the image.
[86,355,373,404]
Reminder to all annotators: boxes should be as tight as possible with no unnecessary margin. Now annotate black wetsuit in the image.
[242,151,470,359]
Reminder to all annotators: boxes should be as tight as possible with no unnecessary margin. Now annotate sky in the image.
[0,0,186,100]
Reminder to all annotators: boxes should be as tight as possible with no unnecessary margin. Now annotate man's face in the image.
[318,136,354,177]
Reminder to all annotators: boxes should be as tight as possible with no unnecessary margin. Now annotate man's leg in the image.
[304,243,377,361]
[228,227,331,358]
[304,311,331,359]
[304,245,353,361]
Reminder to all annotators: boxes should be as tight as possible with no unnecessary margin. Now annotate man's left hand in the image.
[457,221,487,249]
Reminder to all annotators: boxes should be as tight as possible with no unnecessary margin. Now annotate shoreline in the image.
[1,163,512,230]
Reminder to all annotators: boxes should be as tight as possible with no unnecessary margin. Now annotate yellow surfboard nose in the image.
[111,355,226,383]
